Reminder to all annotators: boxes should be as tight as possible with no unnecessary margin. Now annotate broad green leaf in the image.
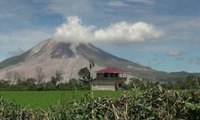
[157,84,163,92]
[185,102,196,110]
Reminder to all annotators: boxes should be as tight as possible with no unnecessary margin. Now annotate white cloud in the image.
[163,17,200,43]
[53,16,95,43]
[127,0,155,5]
[0,28,52,51]
[53,16,163,44]
[195,57,200,65]
[168,50,184,57]
[0,0,38,22]
[107,1,128,7]
[45,0,93,16]
[8,48,25,57]
[95,21,162,44]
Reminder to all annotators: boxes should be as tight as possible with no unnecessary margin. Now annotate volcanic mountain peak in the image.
[23,39,84,62]
[0,39,116,81]
[0,38,194,82]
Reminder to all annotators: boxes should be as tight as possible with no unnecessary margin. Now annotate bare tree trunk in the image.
[197,77,200,89]
[36,67,45,84]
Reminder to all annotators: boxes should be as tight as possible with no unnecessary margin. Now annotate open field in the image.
[0,90,132,108]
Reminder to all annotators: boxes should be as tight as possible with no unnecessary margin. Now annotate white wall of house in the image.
[91,79,116,91]
[91,84,115,91]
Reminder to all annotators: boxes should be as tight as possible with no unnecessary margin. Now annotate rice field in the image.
[0,90,129,108]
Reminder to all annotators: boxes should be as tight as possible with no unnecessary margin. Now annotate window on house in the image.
[97,73,101,78]
[97,73,104,78]
[104,73,108,77]
[110,73,114,78]
[114,73,119,77]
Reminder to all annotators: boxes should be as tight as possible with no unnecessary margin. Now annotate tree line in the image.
[0,60,95,91]
[0,68,91,91]
[0,59,199,91]
[125,75,200,90]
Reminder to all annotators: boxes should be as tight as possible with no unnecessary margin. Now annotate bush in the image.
[162,75,200,90]
[1,84,200,119]
[0,78,90,91]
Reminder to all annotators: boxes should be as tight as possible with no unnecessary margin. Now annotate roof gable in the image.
[96,68,127,73]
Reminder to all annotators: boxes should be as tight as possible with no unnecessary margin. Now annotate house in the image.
[91,68,128,91]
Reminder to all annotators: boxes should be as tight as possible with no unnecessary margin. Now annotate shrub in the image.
[1,84,200,119]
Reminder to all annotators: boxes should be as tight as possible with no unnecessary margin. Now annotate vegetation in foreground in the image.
[0,84,200,120]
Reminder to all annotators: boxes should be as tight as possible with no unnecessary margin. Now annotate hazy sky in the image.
[0,0,200,72]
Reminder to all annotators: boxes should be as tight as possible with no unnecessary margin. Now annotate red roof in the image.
[96,68,128,73]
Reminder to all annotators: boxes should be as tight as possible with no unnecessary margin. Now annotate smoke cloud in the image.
[53,16,163,44]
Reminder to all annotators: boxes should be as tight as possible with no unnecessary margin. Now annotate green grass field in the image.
[0,90,131,108]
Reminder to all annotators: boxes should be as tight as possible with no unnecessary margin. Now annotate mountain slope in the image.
[0,51,29,69]
[0,38,196,82]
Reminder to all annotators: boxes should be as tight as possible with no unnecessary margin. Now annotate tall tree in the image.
[89,60,95,79]
[51,71,63,85]
[36,67,45,84]
[78,67,90,82]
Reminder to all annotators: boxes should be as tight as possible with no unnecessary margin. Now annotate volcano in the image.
[0,39,194,82]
